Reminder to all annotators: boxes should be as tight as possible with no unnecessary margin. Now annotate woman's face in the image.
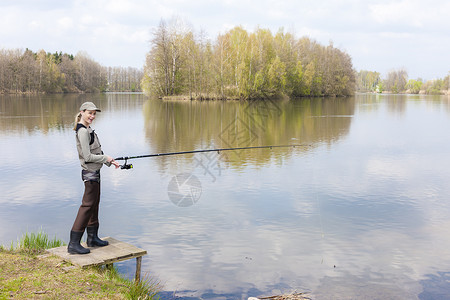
[81,110,97,126]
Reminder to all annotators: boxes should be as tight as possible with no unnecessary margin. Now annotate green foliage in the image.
[425,79,445,95]
[143,19,356,99]
[302,61,316,96]
[103,265,161,300]
[266,56,287,95]
[405,79,422,94]
[376,82,384,93]
[360,71,448,95]
[288,61,305,96]
[127,273,161,300]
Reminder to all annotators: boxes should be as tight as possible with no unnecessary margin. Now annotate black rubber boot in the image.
[68,230,90,254]
[86,225,109,247]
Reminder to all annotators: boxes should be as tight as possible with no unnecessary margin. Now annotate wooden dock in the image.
[46,237,147,281]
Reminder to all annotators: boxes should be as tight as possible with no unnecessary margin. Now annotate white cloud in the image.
[106,0,134,14]
[379,32,414,39]
[370,0,424,28]
[370,0,450,31]
[57,17,73,29]
[0,176,77,205]
[366,156,412,179]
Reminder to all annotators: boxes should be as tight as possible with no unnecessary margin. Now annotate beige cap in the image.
[80,102,101,112]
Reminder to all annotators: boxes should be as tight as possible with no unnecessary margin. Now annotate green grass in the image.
[0,231,161,299]
[103,266,162,300]
[16,230,65,254]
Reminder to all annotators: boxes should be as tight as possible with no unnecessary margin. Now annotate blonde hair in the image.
[73,112,83,131]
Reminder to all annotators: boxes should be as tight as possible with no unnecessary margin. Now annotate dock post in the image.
[135,256,142,282]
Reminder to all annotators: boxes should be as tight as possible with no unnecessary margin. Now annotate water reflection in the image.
[143,97,355,171]
[0,93,145,134]
[356,93,450,116]
[2,94,450,299]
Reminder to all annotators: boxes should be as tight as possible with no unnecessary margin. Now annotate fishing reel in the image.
[120,158,133,170]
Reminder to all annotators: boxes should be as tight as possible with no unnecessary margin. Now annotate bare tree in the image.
[384,69,408,93]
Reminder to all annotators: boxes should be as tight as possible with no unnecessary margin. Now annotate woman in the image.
[68,101,120,254]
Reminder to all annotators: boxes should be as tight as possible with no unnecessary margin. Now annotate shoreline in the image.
[0,232,160,299]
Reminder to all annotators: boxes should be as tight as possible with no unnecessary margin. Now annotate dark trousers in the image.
[71,181,101,232]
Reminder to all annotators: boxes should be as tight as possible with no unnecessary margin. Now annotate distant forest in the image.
[1,28,448,97]
[0,49,143,93]
[356,69,449,95]
[142,20,356,99]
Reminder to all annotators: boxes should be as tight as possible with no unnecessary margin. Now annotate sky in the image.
[0,0,449,80]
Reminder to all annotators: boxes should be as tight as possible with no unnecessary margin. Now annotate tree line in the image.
[0,48,143,94]
[106,66,144,92]
[356,69,450,95]
[142,19,356,100]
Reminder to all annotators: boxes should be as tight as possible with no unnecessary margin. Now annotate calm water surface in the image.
[1,93,450,299]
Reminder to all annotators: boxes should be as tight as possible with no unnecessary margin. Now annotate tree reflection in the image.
[0,93,145,134]
[143,97,355,168]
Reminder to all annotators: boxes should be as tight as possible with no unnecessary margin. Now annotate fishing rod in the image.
[115,144,309,169]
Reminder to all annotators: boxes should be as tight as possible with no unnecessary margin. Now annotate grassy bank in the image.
[0,231,160,299]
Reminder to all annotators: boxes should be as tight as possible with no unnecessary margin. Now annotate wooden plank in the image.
[46,237,147,268]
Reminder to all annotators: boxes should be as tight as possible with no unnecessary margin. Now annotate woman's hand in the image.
[111,160,120,169]
[107,156,121,169]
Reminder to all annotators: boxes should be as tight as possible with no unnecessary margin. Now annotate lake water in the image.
[1,93,450,299]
